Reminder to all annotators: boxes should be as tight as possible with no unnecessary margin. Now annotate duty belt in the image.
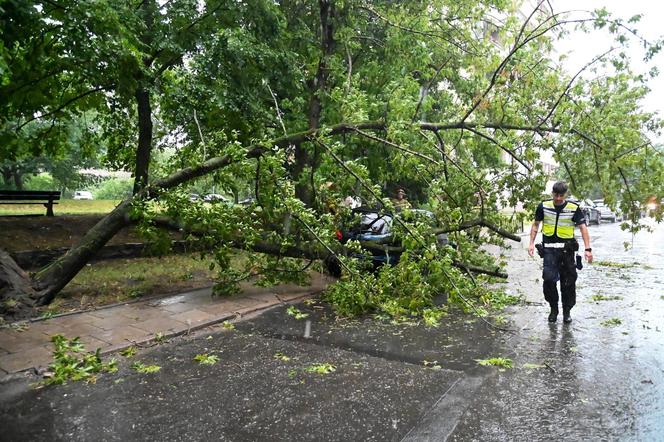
[542,242,566,248]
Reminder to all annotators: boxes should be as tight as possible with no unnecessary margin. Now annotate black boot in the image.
[548,305,559,323]
[563,307,572,324]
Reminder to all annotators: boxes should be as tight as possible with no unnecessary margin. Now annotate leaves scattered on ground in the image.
[423,360,442,370]
[41,335,117,386]
[131,362,161,373]
[304,363,336,374]
[120,346,137,358]
[475,357,513,370]
[422,308,447,327]
[39,311,56,320]
[274,352,291,362]
[286,306,309,320]
[522,363,546,370]
[13,322,30,332]
[222,321,235,330]
[601,318,622,327]
[591,294,624,302]
[594,261,634,268]
[194,353,219,365]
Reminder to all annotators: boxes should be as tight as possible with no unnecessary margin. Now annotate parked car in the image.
[592,199,617,222]
[73,190,93,200]
[203,193,230,203]
[324,207,449,276]
[577,199,600,225]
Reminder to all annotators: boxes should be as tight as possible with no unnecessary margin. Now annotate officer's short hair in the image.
[552,181,568,195]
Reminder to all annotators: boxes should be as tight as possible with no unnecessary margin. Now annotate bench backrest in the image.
[0,190,62,201]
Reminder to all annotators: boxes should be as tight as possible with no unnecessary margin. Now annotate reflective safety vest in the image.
[542,200,578,239]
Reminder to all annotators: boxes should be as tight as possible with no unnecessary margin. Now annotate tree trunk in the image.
[132,0,156,195]
[13,166,23,190]
[1,166,12,187]
[32,199,133,305]
[295,0,335,206]
[0,250,36,318]
[133,87,153,194]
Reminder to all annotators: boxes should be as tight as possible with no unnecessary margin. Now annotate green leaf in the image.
[193,353,219,366]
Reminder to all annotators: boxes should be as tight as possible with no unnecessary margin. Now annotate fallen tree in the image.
[2,1,663,320]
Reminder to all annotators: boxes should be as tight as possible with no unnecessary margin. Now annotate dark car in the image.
[324,207,448,276]
[592,199,617,222]
[578,199,600,225]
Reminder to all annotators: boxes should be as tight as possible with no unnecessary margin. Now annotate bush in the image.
[24,173,56,190]
[92,178,133,199]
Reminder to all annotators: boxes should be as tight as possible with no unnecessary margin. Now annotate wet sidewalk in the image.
[0,273,332,377]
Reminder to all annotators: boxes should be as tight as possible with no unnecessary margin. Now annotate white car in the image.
[73,191,93,200]
[203,193,230,203]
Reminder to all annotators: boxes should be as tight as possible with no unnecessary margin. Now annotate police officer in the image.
[528,181,593,323]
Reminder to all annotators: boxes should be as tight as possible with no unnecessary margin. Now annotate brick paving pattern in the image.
[0,274,330,376]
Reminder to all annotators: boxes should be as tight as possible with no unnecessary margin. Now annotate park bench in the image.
[0,190,61,216]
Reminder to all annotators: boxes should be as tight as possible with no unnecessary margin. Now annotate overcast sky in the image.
[547,1,664,132]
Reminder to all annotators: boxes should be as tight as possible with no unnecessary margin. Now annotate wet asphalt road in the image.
[0,220,662,441]
[448,219,664,441]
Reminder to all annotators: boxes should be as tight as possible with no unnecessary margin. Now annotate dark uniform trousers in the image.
[542,247,577,309]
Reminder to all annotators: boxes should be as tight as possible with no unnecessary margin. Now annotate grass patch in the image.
[53,253,217,312]
[0,199,120,216]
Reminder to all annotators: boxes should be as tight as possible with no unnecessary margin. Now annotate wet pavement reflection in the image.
[1,220,661,441]
[450,220,664,441]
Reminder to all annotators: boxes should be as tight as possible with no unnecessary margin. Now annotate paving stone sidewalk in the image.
[0,273,332,377]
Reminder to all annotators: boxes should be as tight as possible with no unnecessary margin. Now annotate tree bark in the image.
[0,250,36,317]
[295,0,336,206]
[1,166,12,187]
[133,0,156,195]
[32,200,133,305]
[133,87,153,194]
[13,166,23,190]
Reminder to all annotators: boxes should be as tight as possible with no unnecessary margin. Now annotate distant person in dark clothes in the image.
[391,187,411,211]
